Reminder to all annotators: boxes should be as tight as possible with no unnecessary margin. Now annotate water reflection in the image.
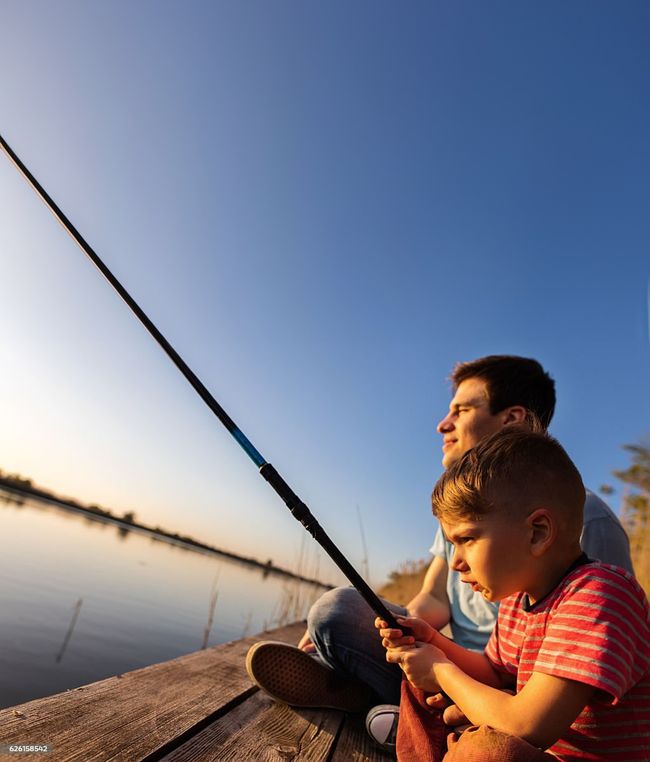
[0,490,25,507]
[0,488,327,709]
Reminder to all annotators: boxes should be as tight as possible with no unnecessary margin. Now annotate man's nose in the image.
[437,414,454,434]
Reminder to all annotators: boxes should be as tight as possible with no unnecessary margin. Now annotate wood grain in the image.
[162,698,398,762]
[330,715,397,762]
[161,693,345,761]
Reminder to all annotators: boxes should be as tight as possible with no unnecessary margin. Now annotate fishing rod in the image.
[0,132,404,631]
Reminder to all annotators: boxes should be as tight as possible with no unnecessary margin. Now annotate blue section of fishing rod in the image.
[232,429,265,468]
[0,131,405,633]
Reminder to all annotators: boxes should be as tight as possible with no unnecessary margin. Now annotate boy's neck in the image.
[525,545,585,605]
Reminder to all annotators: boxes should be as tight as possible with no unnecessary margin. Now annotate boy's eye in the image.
[456,536,473,545]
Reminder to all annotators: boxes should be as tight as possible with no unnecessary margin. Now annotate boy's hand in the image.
[385,641,450,693]
[374,615,436,647]
[374,615,449,692]
[428,696,471,729]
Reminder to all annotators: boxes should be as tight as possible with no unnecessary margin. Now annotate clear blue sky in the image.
[1,1,648,586]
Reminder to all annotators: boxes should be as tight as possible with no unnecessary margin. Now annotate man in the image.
[246,355,633,715]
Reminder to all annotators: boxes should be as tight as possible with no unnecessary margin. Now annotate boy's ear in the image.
[500,405,527,426]
[527,508,556,557]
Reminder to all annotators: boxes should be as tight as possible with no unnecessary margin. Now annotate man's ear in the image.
[527,508,556,557]
[501,405,527,425]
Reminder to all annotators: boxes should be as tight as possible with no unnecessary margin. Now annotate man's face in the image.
[441,514,530,602]
[437,378,505,468]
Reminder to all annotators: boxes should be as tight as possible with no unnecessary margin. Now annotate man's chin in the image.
[442,452,460,469]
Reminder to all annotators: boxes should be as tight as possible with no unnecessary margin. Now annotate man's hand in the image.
[297,629,316,653]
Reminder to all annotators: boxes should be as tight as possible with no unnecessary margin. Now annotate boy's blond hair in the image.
[432,427,585,536]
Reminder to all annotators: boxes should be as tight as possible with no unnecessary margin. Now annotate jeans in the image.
[307,586,407,704]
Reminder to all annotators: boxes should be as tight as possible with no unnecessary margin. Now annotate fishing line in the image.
[0,132,404,631]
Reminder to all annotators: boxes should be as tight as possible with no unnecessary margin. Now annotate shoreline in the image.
[0,477,332,590]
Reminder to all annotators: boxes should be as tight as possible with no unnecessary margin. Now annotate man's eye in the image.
[456,537,473,545]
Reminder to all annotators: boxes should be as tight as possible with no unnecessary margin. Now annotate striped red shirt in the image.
[485,562,650,761]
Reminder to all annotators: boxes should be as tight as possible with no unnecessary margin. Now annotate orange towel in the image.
[396,679,448,762]
[396,680,555,762]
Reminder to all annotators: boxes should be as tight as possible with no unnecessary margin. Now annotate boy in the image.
[377,427,649,761]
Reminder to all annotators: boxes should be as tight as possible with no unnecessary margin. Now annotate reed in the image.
[201,570,220,649]
[264,542,325,628]
[356,504,370,582]
[56,597,83,663]
[241,610,253,638]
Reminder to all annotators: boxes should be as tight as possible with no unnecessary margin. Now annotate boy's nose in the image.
[450,549,468,573]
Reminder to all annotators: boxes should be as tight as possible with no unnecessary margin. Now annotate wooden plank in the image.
[0,622,305,762]
[330,715,396,761]
[163,697,397,762]
[159,691,277,760]
[161,692,345,761]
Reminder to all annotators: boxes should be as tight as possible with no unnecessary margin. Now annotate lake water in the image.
[0,487,325,709]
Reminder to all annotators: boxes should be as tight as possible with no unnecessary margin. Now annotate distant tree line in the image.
[0,468,330,589]
[0,469,136,524]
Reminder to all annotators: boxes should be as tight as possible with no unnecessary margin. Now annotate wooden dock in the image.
[0,622,394,761]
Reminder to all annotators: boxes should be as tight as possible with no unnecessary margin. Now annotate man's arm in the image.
[581,517,633,573]
[581,491,633,573]
[405,555,451,628]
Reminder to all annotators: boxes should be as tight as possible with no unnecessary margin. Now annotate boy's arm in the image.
[429,629,510,688]
[405,556,452,629]
[435,661,595,749]
[380,617,508,689]
[382,618,593,747]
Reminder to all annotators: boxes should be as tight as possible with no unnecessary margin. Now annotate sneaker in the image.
[365,704,399,752]
[245,641,373,712]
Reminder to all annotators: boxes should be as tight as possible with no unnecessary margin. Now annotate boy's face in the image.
[441,513,531,602]
[437,378,505,469]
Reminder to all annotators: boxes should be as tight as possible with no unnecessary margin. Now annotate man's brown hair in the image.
[432,427,585,533]
[451,355,556,429]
